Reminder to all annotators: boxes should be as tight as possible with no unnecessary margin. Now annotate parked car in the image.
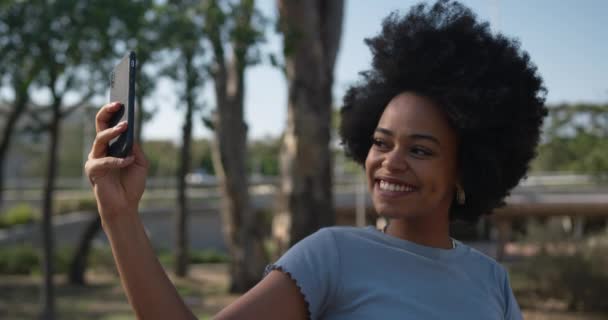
[185,169,217,186]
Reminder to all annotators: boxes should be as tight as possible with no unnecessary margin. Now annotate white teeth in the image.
[378,180,414,192]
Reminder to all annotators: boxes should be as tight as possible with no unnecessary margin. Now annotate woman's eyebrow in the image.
[375,127,440,146]
[410,133,441,146]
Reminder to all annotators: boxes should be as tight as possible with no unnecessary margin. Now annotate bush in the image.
[53,246,75,274]
[0,245,39,274]
[0,203,39,229]
[189,249,229,264]
[0,245,116,275]
[510,237,608,312]
[158,249,230,266]
[88,247,118,273]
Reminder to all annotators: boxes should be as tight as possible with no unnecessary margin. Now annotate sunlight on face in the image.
[365,92,460,221]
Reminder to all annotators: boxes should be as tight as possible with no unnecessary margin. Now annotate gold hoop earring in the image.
[456,186,466,205]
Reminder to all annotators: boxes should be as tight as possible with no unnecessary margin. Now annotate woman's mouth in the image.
[375,179,418,197]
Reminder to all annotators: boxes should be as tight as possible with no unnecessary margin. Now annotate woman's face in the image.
[365,92,460,221]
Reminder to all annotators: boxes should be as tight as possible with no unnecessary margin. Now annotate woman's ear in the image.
[455,183,466,205]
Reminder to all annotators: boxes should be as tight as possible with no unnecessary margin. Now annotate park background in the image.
[1,0,607,319]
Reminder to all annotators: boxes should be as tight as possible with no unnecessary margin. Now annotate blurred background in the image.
[1,0,607,319]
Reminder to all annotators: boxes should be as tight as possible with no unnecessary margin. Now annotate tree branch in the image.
[25,106,52,131]
[60,90,95,118]
[204,0,227,79]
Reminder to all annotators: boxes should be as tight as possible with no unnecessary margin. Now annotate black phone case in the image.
[108,51,136,158]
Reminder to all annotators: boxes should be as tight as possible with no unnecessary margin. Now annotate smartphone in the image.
[107,51,136,158]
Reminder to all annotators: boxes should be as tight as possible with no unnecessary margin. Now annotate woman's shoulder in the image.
[312,225,379,243]
[456,241,510,277]
[296,226,378,252]
[316,225,373,236]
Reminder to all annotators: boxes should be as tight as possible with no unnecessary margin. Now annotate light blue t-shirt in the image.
[265,226,523,320]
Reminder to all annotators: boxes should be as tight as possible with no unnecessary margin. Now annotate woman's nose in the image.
[382,149,408,171]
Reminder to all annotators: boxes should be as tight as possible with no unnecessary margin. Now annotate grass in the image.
[0,264,237,320]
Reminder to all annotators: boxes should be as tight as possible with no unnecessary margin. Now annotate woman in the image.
[85,1,546,319]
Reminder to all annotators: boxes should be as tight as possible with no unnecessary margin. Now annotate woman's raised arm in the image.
[85,102,308,320]
[85,102,196,319]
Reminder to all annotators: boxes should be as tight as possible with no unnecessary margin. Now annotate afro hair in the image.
[339,0,548,222]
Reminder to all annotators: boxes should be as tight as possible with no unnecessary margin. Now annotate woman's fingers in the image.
[90,121,128,159]
[132,143,150,169]
[85,156,135,185]
[96,101,123,132]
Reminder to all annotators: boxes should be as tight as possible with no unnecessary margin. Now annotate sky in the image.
[142,0,608,142]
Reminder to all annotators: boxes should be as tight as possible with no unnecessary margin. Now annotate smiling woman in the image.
[364,92,461,249]
[270,0,546,317]
[340,2,547,224]
[85,0,546,319]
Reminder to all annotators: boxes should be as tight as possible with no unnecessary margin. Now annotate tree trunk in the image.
[274,0,344,253]
[0,92,28,211]
[68,214,101,285]
[175,118,191,277]
[210,60,267,293]
[175,54,195,277]
[40,101,62,320]
[206,0,268,293]
[211,72,267,293]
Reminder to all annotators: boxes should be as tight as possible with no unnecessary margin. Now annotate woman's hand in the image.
[84,102,149,222]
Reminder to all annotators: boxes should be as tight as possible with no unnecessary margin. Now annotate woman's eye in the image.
[411,146,433,157]
[372,138,388,149]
